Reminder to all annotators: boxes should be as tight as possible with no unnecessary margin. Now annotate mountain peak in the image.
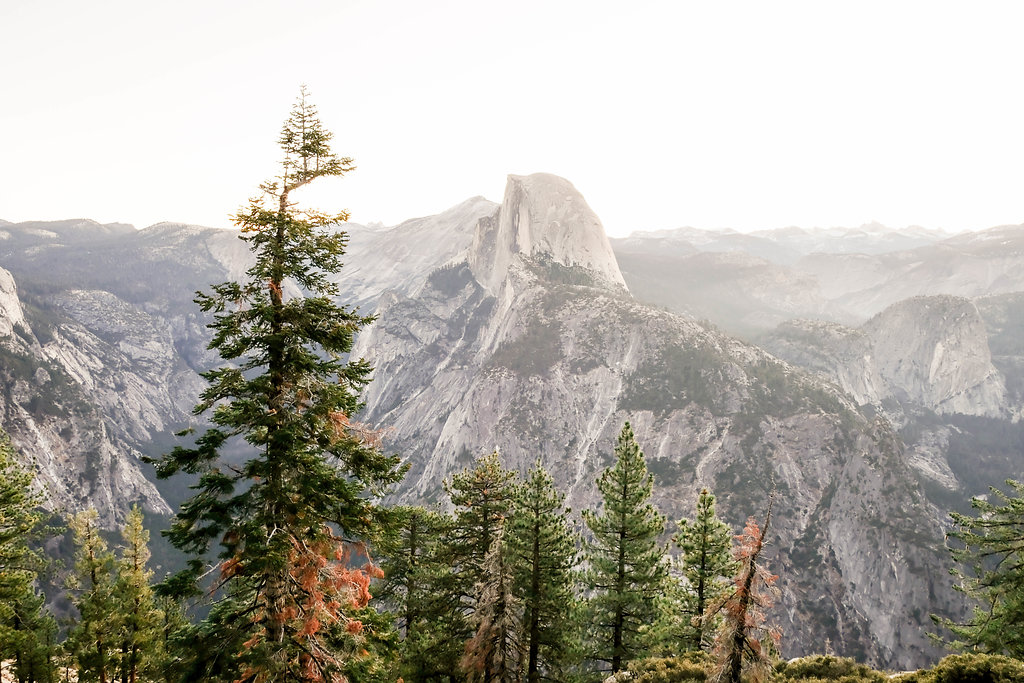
[469,173,627,294]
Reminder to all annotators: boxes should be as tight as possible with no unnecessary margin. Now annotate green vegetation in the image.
[149,87,405,681]
[668,488,737,652]
[620,344,725,414]
[583,423,670,675]
[507,459,581,681]
[934,479,1024,658]
[775,654,885,681]
[489,316,563,376]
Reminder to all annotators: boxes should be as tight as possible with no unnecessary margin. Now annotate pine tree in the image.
[376,506,465,682]
[710,500,780,683]
[113,505,163,683]
[446,451,518,601]
[671,488,736,653]
[937,479,1024,658]
[65,509,118,683]
[7,587,59,683]
[506,458,580,682]
[151,87,405,682]
[461,525,523,683]
[582,422,669,675]
[154,594,188,683]
[0,434,57,681]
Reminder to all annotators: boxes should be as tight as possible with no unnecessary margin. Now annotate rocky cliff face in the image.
[0,266,180,526]
[469,174,627,295]
[762,296,1006,419]
[352,175,959,668]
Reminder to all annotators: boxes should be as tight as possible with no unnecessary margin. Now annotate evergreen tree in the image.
[446,451,518,594]
[710,501,780,683]
[506,458,581,682]
[65,509,118,683]
[937,479,1024,658]
[113,505,163,683]
[151,87,405,682]
[376,506,464,682]
[670,488,736,653]
[443,451,517,681]
[154,594,189,683]
[582,422,669,675]
[461,525,523,683]
[7,587,58,683]
[0,434,57,682]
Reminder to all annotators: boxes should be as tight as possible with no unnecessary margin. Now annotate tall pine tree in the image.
[152,87,404,682]
[65,509,118,683]
[506,458,580,682]
[671,488,736,653]
[446,451,518,603]
[582,422,669,675]
[113,505,163,683]
[376,505,465,682]
[0,434,57,682]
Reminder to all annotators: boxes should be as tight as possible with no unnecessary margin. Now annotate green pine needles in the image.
[672,488,737,652]
[152,87,404,683]
[583,422,670,674]
[937,479,1024,658]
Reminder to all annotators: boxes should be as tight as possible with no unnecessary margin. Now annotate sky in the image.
[2,1,1023,237]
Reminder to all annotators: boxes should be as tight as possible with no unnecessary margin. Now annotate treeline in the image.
[374,423,774,682]
[4,429,1024,683]
[0,422,773,682]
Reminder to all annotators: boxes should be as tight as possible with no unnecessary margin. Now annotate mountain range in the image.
[2,176,1023,668]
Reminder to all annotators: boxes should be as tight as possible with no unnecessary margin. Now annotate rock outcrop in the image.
[0,267,178,526]
[763,296,1006,418]
[469,174,627,295]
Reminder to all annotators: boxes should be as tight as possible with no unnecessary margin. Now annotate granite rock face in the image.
[763,296,1006,418]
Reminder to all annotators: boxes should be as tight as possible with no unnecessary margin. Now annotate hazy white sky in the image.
[2,1,1023,236]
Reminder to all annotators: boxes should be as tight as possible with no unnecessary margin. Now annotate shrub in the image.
[922,653,1024,683]
[609,654,712,682]
[775,654,885,682]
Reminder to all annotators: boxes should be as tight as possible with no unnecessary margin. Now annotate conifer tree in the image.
[65,509,118,683]
[0,434,58,683]
[461,525,523,683]
[151,87,405,682]
[506,458,580,682]
[446,451,518,601]
[154,594,188,683]
[710,500,780,683]
[114,505,163,683]
[671,488,736,652]
[582,422,669,675]
[937,479,1024,658]
[7,587,59,683]
[376,505,465,681]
